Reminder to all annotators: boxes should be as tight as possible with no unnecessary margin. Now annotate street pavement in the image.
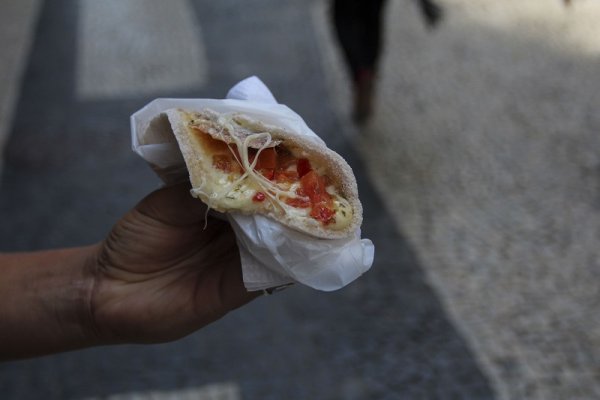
[316,1,600,398]
[0,0,598,399]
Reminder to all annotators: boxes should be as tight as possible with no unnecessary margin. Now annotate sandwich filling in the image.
[187,115,353,231]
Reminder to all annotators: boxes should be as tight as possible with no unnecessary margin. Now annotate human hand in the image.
[90,183,260,344]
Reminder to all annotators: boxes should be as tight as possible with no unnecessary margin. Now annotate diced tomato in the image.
[285,196,310,208]
[255,147,277,170]
[233,147,277,179]
[253,191,266,202]
[300,170,331,204]
[297,158,312,178]
[276,156,296,172]
[274,151,299,183]
[274,170,298,183]
[213,154,233,172]
[299,170,318,200]
[310,203,336,224]
[298,170,336,224]
[260,168,275,180]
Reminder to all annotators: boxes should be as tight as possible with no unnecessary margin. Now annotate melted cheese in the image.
[189,114,353,231]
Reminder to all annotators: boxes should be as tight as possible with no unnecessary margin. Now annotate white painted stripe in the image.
[82,382,240,400]
[0,0,42,177]
[76,0,208,100]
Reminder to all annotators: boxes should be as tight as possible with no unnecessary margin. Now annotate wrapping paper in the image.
[131,76,374,291]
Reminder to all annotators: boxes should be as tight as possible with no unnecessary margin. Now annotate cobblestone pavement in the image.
[0,0,597,399]
[316,0,600,399]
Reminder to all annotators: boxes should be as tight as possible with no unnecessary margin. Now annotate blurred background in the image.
[1,0,599,399]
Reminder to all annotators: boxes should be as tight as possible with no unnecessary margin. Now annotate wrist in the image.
[75,243,105,347]
[0,244,102,360]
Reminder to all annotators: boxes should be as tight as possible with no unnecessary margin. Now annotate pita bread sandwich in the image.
[160,108,363,239]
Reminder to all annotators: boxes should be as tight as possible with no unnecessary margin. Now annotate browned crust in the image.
[164,108,363,239]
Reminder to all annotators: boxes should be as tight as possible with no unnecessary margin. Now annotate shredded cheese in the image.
[209,114,308,216]
[189,113,353,230]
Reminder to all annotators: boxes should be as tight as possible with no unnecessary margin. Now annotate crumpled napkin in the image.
[131,76,374,291]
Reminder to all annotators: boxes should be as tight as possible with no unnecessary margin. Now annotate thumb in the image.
[136,182,210,226]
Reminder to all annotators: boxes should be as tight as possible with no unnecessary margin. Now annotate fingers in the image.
[219,259,263,311]
[135,183,262,325]
[137,182,209,226]
[193,254,262,326]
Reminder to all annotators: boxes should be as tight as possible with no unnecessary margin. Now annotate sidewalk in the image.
[317,0,600,398]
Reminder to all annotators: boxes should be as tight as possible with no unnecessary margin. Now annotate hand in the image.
[0,183,258,360]
[90,183,260,344]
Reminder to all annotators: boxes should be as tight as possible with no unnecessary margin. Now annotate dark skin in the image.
[0,183,260,360]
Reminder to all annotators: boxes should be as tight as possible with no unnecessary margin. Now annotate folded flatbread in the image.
[161,108,362,239]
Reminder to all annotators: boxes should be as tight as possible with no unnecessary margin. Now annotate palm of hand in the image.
[90,185,256,344]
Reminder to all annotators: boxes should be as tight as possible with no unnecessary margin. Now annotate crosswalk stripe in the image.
[76,0,208,100]
[81,382,240,400]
